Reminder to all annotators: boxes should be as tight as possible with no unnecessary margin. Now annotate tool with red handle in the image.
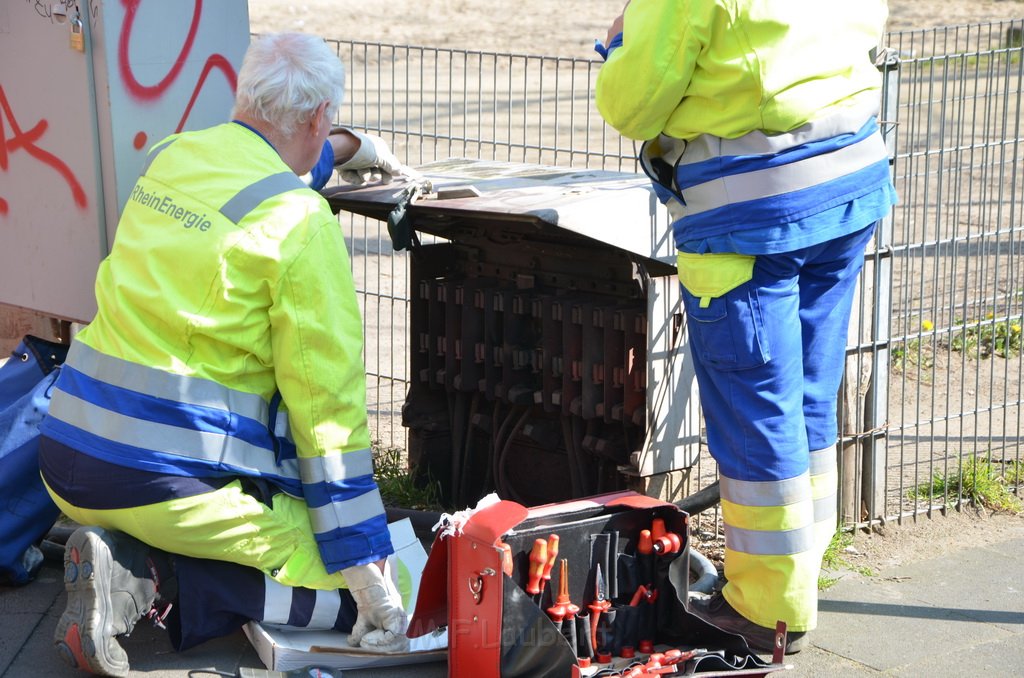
[526,537,548,596]
[541,534,559,592]
[637,529,654,586]
[588,563,611,655]
[547,558,580,620]
[650,517,681,555]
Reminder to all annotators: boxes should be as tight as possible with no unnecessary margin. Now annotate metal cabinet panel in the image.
[0,1,248,322]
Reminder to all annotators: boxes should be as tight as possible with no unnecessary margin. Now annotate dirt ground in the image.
[248,0,1024,57]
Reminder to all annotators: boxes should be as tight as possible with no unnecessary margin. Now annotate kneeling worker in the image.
[39,32,416,676]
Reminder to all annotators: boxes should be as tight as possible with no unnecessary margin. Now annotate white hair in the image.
[232,33,345,137]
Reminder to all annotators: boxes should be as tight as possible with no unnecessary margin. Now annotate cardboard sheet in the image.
[244,518,448,671]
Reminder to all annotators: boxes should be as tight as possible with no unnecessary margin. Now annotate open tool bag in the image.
[408,491,785,677]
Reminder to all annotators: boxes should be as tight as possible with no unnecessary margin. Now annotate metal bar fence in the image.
[314,20,1023,526]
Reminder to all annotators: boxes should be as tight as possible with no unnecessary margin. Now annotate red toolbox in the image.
[408,491,786,677]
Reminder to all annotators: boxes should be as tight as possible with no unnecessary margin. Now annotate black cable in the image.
[457,392,481,504]
[675,479,721,516]
[561,417,583,497]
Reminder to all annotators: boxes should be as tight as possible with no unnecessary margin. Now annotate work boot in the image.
[54,526,172,677]
[688,592,808,655]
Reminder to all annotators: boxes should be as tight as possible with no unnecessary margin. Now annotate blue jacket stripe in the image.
[315,513,395,572]
[40,417,303,496]
[305,484,386,533]
[673,159,892,241]
[55,366,275,448]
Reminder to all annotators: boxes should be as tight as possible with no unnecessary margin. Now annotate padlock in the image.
[70,18,84,52]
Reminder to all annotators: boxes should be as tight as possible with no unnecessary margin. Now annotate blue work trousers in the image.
[681,223,876,484]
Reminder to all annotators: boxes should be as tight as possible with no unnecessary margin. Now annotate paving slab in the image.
[810,535,1024,675]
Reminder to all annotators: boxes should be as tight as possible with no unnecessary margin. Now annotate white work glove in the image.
[342,560,410,653]
[337,131,422,186]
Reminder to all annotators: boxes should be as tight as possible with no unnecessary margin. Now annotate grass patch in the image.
[372,443,444,511]
[908,456,1023,513]
[948,314,1023,359]
[818,529,875,590]
[890,336,934,376]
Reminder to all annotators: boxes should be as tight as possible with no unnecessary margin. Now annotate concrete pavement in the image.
[3,524,1023,678]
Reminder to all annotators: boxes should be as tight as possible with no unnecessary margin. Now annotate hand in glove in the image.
[342,559,410,653]
[336,130,422,186]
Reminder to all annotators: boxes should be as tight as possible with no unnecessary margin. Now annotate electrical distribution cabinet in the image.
[0,1,249,323]
[327,160,702,506]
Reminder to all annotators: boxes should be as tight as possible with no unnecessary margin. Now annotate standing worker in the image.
[39,32,418,676]
[595,0,896,655]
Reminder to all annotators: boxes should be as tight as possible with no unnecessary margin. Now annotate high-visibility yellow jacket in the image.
[595,0,895,250]
[595,0,889,141]
[41,122,392,572]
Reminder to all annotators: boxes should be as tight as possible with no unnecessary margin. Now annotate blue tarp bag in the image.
[0,335,68,585]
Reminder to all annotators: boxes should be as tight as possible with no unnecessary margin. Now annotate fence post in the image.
[839,48,900,526]
[864,48,900,523]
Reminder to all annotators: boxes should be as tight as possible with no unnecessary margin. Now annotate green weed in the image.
[890,336,934,375]
[948,314,1023,359]
[372,443,444,511]
[909,456,1023,513]
[818,528,874,590]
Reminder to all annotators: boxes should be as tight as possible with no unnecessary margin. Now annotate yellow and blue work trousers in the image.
[678,224,875,633]
[39,439,357,649]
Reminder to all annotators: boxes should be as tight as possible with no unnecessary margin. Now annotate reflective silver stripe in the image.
[809,447,838,477]
[681,132,889,218]
[677,103,880,165]
[725,523,816,556]
[67,342,268,424]
[273,409,292,440]
[219,172,306,224]
[308,488,386,535]
[140,138,177,176]
[308,589,343,630]
[51,389,300,480]
[299,448,375,485]
[814,494,838,523]
[262,576,293,625]
[719,472,811,508]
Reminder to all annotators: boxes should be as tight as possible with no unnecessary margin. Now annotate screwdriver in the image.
[526,538,548,596]
[637,529,654,587]
[541,534,559,593]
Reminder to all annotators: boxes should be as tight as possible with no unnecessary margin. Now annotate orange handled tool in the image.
[547,558,579,620]
[541,534,559,588]
[588,563,611,653]
[651,517,681,555]
[526,538,548,595]
[637,528,654,587]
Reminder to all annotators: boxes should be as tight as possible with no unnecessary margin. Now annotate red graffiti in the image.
[118,0,237,138]
[0,84,88,212]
